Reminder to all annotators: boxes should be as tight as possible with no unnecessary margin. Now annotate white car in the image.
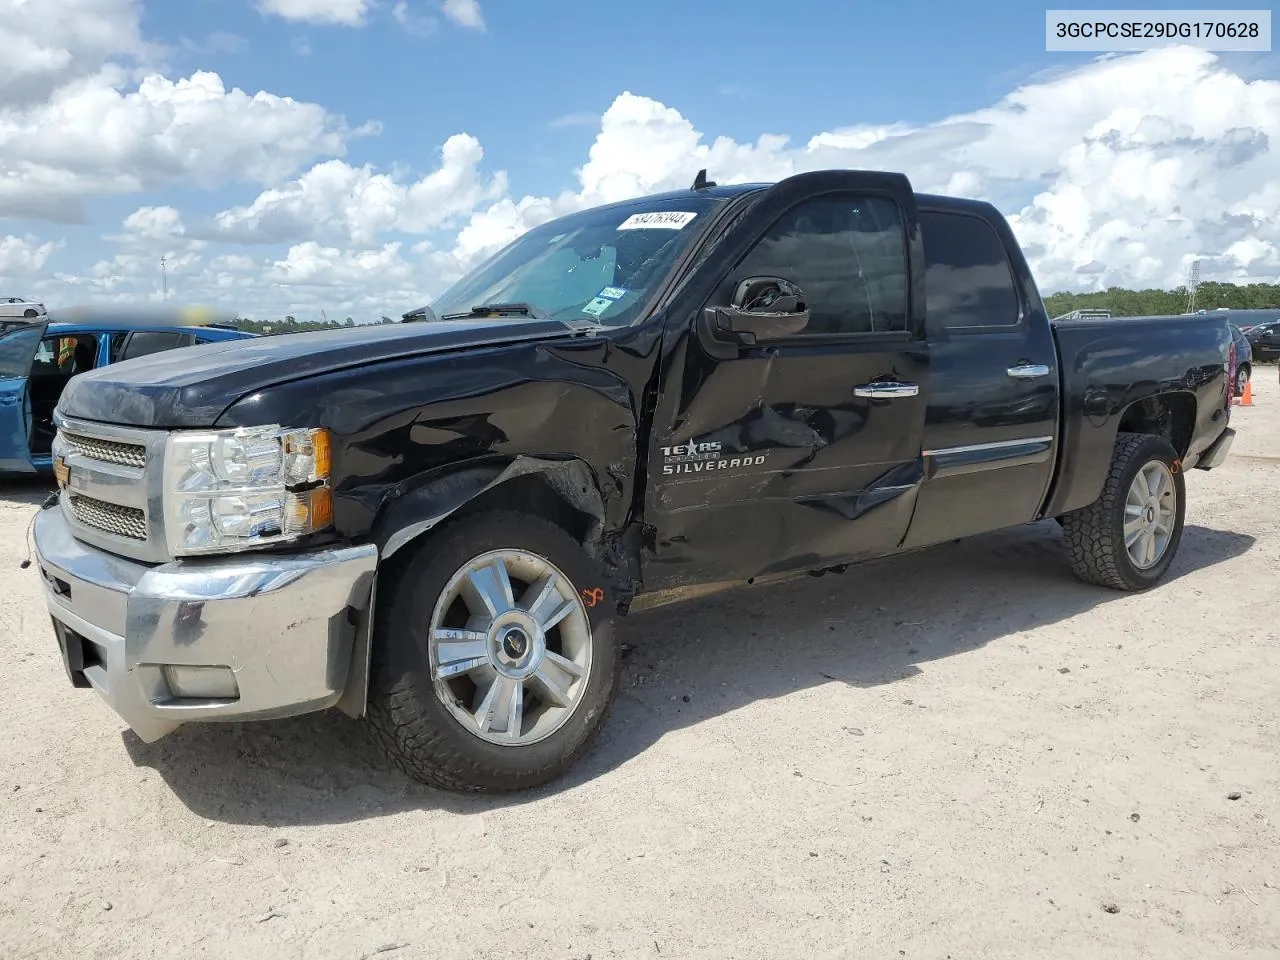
[0,297,47,320]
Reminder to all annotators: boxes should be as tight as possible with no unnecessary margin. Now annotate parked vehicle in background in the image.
[1052,308,1112,321]
[0,297,47,327]
[1245,317,1280,361]
[1208,308,1280,335]
[31,169,1237,793]
[1230,324,1253,396]
[0,306,254,475]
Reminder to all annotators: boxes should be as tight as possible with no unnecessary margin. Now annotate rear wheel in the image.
[1235,364,1250,397]
[366,509,620,793]
[1061,432,1185,591]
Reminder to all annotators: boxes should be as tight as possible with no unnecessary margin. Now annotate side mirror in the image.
[703,277,811,346]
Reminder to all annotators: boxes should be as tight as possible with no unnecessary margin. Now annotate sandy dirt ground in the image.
[2,377,1279,960]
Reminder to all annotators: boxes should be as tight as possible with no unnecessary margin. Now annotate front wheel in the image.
[1061,432,1186,591]
[366,509,620,793]
[1235,365,1250,397]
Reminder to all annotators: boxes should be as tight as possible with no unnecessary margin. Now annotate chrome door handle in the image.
[1007,363,1050,379]
[853,381,919,398]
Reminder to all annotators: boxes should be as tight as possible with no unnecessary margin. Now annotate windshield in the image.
[429,196,725,327]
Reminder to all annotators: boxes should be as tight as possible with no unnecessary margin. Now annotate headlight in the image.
[163,425,333,556]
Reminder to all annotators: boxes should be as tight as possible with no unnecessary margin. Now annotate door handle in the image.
[1007,363,1050,379]
[853,381,919,398]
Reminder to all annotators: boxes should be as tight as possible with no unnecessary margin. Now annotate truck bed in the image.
[1045,312,1234,518]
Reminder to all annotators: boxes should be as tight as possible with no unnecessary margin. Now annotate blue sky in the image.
[1,0,1277,320]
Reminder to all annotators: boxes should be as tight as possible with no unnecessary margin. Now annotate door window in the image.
[920,210,1021,331]
[32,334,98,374]
[0,326,43,379]
[735,194,909,336]
[117,331,192,361]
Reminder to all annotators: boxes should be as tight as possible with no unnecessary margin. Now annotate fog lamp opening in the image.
[161,665,240,701]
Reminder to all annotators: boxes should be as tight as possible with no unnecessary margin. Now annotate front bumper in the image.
[32,505,377,742]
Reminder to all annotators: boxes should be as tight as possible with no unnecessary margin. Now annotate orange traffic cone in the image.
[1241,380,1254,407]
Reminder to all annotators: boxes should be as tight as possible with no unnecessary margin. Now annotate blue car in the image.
[0,307,255,476]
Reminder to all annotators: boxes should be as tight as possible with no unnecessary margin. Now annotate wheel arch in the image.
[1044,389,1201,517]
[1115,391,1197,459]
[336,456,624,721]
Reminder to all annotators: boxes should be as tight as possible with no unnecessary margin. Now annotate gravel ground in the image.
[2,378,1278,960]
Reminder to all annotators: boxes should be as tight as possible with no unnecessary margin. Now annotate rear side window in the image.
[119,331,192,361]
[921,210,1021,331]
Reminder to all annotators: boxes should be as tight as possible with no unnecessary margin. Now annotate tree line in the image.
[229,281,1280,335]
[1042,281,1280,319]
[231,314,399,335]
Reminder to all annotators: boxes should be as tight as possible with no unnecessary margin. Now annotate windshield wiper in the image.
[440,302,547,321]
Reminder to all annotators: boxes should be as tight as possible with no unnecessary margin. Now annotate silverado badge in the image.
[53,456,70,490]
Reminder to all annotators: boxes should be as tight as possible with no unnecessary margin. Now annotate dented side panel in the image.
[215,332,657,546]
[636,170,932,590]
[641,330,930,587]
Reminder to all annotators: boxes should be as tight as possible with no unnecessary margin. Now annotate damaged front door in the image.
[645,172,930,588]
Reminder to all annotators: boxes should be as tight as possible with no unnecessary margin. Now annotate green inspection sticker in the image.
[581,297,613,317]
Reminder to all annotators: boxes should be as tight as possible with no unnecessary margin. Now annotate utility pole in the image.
[160,256,168,300]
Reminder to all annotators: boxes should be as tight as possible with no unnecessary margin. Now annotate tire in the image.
[1061,432,1186,591]
[23,308,37,318]
[1235,365,1250,397]
[365,509,620,793]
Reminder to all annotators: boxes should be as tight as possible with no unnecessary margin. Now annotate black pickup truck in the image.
[31,169,1237,793]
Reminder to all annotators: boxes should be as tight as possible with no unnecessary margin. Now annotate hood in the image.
[58,316,580,428]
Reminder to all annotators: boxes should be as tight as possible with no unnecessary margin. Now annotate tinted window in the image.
[735,194,908,335]
[120,331,191,361]
[921,210,1020,330]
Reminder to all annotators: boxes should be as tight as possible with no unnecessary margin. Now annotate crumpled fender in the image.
[336,456,612,719]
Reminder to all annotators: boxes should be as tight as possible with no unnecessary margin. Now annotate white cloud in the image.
[0,235,60,278]
[431,46,1279,294]
[0,69,361,222]
[0,0,148,109]
[207,134,506,244]
[441,0,484,30]
[121,206,187,240]
[266,241,415,287]
[23,44,1280,321]
[257,0,373,26]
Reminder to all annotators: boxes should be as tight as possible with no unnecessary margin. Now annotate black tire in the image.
[1235,365,1250,397]
[22,308,37,318]
[365,509,620,793]
[1061,432,1186,591]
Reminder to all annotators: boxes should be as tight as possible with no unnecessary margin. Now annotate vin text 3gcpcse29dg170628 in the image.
[31,169,1237,793]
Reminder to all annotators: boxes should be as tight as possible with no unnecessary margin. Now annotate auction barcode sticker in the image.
[1046,10,1271,51]
[617,211,698,230]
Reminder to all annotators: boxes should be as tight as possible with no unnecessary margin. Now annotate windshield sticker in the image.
[581,297,614,318]
[616,211,698,231]
[597,286,627,301]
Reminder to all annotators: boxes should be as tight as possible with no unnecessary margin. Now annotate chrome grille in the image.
[69,494,147,541]
[62,432,147,468]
